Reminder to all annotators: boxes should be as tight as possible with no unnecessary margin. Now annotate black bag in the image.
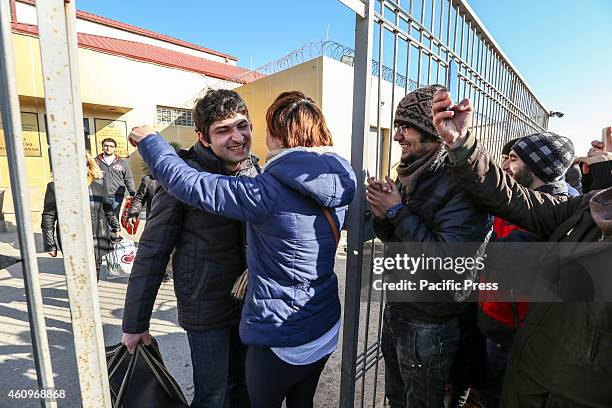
[106,337,189,408]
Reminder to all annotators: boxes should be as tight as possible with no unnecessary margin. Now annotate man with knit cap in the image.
[366,85,490,408]
[478,132,575,407]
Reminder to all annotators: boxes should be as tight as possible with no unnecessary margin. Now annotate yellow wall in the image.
[236,58,323,162]
[1,31,220,230]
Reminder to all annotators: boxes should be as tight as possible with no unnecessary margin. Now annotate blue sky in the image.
[79,0,611,155]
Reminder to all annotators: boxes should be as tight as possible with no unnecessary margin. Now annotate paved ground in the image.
[0,229,386,407]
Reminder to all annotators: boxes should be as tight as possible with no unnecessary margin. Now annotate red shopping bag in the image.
[121,196,140,235]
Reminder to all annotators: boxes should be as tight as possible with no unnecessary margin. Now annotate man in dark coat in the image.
[122,90,259,408]
[366,85,490,408]
[433,89,612,407]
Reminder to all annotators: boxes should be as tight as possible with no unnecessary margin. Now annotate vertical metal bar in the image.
[472,36,482,139]
[483,46,493,145]
[340,0,374,405]
[0,4,56,407]
[435,0,444,83]
[426,0,435,84]
[452,3,459,54]
[404,0,414,94]
[492,56,503,155]
[35,1,112,407]
[376,16,384,178]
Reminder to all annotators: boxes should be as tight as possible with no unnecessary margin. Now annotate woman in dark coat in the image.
[41,152,121,279]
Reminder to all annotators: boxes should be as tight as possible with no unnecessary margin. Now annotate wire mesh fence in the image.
[340,1,551,406]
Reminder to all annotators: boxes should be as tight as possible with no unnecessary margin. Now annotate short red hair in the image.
[265,91,333,148]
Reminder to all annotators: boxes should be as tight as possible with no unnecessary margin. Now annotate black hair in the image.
[193,89,250,143]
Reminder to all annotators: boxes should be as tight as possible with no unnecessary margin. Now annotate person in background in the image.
[96,137,136,218]
[128,90,356,408]
[41,152,120,279]
[565,162,583,194]
[127,173,158,221]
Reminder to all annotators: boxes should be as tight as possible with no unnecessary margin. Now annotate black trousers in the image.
[245,345,328,408]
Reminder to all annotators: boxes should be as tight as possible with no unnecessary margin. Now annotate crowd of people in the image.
[41,84,611,407]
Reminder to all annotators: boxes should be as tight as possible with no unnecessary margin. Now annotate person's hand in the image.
[48,249,57,257]
[576,132,612,165]
[122,331,151,354]
[128,125,157,147]
[366,177,391,218]
[366,176,402,215]
[432,89,473,149]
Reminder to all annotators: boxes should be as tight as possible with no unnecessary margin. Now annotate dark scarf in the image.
[590,187,612,237]
[397,144,446,198]
[535,179,568,196]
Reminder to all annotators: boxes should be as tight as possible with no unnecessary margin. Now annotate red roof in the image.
[12,22,258,83]
[17,0,238,61]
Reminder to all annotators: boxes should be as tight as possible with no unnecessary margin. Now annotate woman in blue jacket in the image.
[129,91,356,408]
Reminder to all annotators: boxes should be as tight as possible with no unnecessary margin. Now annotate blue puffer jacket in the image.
[139,135,357,347]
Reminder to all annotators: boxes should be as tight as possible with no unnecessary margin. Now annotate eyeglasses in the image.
[393,124,410,134]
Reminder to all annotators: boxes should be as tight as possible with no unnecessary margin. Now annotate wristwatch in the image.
[386,203,404,220]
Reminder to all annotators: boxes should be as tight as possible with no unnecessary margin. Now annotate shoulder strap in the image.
[322,207,340,248]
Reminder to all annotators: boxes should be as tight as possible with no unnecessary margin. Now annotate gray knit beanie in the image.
[394,84,444,143]
[512,132,575,182]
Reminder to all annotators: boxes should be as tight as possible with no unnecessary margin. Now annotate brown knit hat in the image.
[394,84,444,143]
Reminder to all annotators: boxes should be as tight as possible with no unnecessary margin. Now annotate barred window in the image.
[156,106,194,127]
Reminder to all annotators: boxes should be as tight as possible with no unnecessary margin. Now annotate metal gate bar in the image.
[0,2,56,406]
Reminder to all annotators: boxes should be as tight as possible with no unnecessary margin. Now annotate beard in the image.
[512,167,535,188]
[401,143,436,164]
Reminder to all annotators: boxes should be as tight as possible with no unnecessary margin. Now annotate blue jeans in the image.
[110,195,123,219]
[187,326,248,408]
[381,305,460,408]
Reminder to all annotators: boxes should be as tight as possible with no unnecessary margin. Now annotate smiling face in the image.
[199,113,252,171]
[502,150,535,188]
[393,125,437,162]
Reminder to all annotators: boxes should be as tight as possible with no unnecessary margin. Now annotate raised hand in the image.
[128,125,157,147]
[432,89,473,149]
[576,126,612,165]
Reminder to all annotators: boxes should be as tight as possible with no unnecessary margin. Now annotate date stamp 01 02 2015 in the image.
[7,388,66,401]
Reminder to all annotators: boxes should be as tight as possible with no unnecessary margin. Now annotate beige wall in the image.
[235,58,324,163]
[236,55,404,179]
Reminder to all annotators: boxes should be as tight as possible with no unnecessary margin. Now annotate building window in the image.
[156,106,194,127]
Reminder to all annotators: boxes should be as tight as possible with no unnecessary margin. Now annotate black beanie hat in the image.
[512,132,575,182]
[502,138,520,156]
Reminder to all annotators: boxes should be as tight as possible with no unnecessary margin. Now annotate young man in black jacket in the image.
[122,90,259,408]
[365,85,490,408]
